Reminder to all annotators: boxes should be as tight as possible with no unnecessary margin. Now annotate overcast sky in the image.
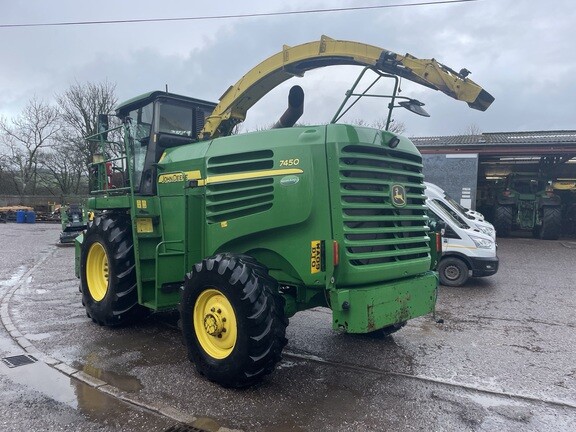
[1,0,575,137]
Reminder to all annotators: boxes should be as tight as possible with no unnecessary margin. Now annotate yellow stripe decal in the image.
[185,170,202,180]
[204,168,303,185]
[159,168,302,185]
[443,243,477,250]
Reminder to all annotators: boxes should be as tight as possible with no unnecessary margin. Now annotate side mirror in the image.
[97,114,109,141]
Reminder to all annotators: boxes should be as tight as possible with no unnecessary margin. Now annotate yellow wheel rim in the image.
[86,242,109,302]
[193,288,237,359]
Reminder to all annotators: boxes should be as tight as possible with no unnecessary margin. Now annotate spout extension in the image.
[272,85,304,129]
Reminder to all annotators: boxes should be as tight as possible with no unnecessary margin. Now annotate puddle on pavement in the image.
[0,360,78,407]
[72,358,144,393]
[0,358,173,429]
[72,379,138,417]
[70,371,177,429]
[190,417,225,432]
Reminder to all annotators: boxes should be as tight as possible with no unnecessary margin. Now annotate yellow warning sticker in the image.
[311,240,321,274]
[136,218,153,233]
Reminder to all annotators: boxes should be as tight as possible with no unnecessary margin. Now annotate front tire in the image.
[80,213,146,326]
[180,253,288,388]
[438,257,469,287]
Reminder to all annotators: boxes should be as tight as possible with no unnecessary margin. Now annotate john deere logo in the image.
[391,184,407,207]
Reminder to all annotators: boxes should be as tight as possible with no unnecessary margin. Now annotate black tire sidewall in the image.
[180,254,287,387]
[439,257,469,287]
[80,214,141,326]
[181,270,253,380]
[495,205,512,237]
[540,206,561,240]
[81,230,118,321]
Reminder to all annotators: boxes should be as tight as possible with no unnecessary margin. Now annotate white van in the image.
[427,199,499,287]
[424,182,496,240]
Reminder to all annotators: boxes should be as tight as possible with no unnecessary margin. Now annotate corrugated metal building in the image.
[412,130,576,228]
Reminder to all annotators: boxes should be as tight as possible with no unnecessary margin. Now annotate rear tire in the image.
[494,205,513,237]
[180,253,288,388]
[80,213,147,326]
[438,257,469,287]
[540,206,561,240]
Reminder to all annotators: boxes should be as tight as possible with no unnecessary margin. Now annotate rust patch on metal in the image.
[366,303,375,331]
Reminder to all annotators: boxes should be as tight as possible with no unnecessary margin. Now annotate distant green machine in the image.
[75,36,493,387]
[494,173,561,239]
[59,204,87,243]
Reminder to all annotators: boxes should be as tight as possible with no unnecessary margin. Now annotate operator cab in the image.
[115,91,217,195]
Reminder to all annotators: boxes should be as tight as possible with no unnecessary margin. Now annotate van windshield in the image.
[433,199,470,225]
[440,192,474,219]
[430,201,468,229]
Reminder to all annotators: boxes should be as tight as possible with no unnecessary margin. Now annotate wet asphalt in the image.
[0,222,575,431]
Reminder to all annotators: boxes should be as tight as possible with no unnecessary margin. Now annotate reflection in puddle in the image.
[191,416,223,432]
[72,379,130,417]
[71,378,175,429]
[74,354,144,392]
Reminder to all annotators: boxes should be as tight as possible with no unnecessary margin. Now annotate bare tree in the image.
[41,142,86,195]
[463,124,482,135]
[373,118,406,135]
[350,117,407,135]
[56,80,118,170]
[0,98,61,195]
[0,153,7,194]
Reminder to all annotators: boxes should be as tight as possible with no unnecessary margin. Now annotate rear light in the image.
[333,240,339,266]
[436,232,442,253]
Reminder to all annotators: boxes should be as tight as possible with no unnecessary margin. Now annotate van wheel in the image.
[438,257,469,287]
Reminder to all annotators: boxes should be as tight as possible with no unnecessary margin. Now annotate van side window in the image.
[427,209,461,239]
[443,225,460,239]
[433,199,466,224]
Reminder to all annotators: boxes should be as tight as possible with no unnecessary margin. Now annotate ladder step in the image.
[159,251,185,257]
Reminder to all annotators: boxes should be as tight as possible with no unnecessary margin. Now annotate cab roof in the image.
[115,91,217,116]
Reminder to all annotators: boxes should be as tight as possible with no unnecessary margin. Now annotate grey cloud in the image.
[1,0,575,136]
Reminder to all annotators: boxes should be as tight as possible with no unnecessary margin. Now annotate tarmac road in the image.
[0,222,575,431]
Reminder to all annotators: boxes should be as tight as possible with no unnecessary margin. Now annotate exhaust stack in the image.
[272,85,304,129]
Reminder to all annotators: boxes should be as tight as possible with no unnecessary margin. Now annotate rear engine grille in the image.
[339,145,429,266]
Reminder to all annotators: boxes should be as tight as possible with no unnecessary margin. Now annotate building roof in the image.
[411,130,576,155]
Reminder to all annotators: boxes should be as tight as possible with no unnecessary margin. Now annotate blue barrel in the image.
[16,210,26,223]
[25,211,36,224]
